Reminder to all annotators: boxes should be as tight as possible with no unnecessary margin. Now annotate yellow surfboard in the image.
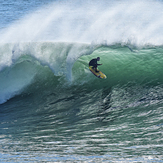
[89,66,107,79]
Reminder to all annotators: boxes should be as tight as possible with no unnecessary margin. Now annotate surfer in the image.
[89,57,102,72]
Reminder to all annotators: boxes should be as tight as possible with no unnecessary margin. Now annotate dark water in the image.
[0,0,163,162]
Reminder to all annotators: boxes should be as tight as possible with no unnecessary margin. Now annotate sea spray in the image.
[0,0,163,45]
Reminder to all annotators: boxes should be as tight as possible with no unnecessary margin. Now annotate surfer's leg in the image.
[95,68,99,72]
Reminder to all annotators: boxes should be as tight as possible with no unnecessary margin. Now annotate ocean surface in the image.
[0,0,163,162]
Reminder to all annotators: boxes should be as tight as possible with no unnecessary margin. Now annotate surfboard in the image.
[89,66,107,79]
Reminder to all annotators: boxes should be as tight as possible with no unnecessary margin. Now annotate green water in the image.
[0,44,163,162]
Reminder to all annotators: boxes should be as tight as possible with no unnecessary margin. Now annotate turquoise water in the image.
[0,0,163,162]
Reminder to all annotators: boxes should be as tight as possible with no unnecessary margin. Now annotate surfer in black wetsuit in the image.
[89,57,102,72]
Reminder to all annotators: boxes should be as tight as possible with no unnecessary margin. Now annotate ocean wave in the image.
[1,42,163,104]
[0,42,94,104]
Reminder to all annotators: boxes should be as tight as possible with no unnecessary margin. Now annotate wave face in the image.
[0,0,163,162]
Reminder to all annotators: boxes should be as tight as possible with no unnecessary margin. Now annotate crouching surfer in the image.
[89,57,102,72]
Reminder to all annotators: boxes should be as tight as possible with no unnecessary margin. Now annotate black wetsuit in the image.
[89,58,100,68]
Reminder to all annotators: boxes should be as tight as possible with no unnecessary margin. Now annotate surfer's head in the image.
[97,57,100,61]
